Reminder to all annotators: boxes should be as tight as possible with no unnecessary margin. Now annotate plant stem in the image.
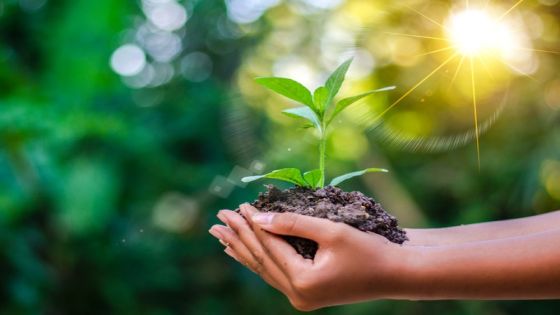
[319,129,326,187]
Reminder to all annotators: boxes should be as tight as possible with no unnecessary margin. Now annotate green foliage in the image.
[329,168,389,187]
[242,168,308,186]
[327,86,396,126]
[282,106,322,131]
[303,169,323,189]
[313,87,329,114]
[242,168,325,189]
[255,77,315,110]
[325,58,353,109]
[244,59,395,188]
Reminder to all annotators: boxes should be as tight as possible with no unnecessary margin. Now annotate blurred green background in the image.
[1,0,559,314]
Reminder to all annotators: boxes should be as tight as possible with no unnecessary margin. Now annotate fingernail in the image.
[209,226,224,240]
[217,211,229,225]
[252,213,274,226]
[239,204,256,220]
[240,203,254,212]
[224,247,236,259]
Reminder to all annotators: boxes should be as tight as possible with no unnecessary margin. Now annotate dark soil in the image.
[243,185,408,259]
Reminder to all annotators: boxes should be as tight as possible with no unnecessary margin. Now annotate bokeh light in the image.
[226,0,280,24]
[180,52,213,82]
[110,44,147,76]
[142,0,188,32]
[152,192,199,233]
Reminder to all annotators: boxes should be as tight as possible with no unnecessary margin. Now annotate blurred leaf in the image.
[325,58,352,105]
[282,107,322,131]
[303,169,323,188]
[329,168,388,187]
[327,86,396,125]
[241,168,308,186]
[56,158,119,235]
[313,86,329,114]
[255,77,315,110]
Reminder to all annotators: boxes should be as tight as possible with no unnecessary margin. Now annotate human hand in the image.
[209,204,415,311]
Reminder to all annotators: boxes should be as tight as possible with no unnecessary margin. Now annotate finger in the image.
[240,204,310,277]
[209,224,252,260]
[210,224,261,271]
[218,210,267,262]
[249,210,340,242]
[223,246,286,293]
[217,212,296,292]
[218,210,272,271]
[224,246,246,265]
[210,224,287,291]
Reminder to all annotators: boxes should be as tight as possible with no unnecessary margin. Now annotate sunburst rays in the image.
[375,0,558,168]
[371,53,458,123]
[469,57,481,169]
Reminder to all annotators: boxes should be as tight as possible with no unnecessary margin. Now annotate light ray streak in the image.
[369,53,458,125]
[498,0,526,21]
[372,93,508,153]
[402,4,447,29]
[469,57,481,169]
[414,46,454,58]
[383,32,449,41]
[449,55,466,89]
[514,47,560,55]
[478,56,496,80]
[499,59,539,82]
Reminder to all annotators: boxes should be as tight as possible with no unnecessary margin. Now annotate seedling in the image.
[242,58,395,188]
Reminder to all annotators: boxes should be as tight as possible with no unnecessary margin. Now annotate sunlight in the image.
[366,0,556,164]
[446,9,518,57]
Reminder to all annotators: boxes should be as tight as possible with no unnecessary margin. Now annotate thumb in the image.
[251,211,337,241]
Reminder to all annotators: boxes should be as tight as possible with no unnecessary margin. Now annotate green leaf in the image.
[327,86,396,125]
[313,86,329,113]
[282,107,322,131]
[255,77,315,109]
[325,58,353,106]
[329,168,388,187]
[241,168,309,187]
[303,169,323,188]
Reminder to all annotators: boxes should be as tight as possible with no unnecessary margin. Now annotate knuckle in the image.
[291,275,315,294]
[252,250,265,266]
[253,263,265,275]
[326,223,346,243]
[228,223,241,235]
[289,298,315,312]
[280,213,299,233]
[248,250,267,275]
[246,260,263,275]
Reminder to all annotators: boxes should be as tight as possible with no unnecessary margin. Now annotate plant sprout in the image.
[242,59,396,188]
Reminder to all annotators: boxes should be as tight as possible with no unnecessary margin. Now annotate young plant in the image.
[242,58,395,188]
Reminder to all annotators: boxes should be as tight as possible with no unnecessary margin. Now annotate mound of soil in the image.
[245,185,408,259]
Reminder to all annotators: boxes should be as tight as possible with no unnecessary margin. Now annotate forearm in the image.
[392,228,560,300]
[406,210,560,246]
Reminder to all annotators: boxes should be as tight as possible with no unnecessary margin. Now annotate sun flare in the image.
[446,9,518,57]
[375,0,553,168]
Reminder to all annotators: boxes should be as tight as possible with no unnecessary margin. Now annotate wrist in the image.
[405,228,447,246]
[377,243,433,300]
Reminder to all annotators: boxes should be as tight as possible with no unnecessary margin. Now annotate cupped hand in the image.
[209,204,415,311]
